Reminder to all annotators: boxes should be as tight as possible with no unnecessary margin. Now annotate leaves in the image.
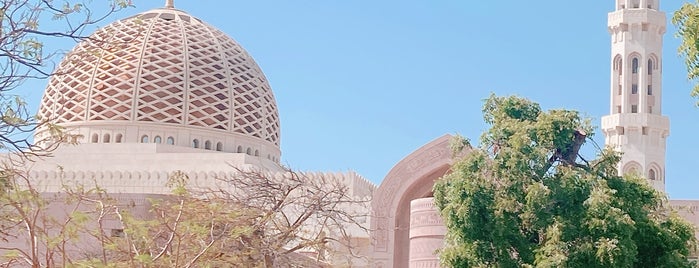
[434,95,696,267]
[673,1,699,105]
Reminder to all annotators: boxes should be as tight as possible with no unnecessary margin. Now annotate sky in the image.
[20,1,699,199]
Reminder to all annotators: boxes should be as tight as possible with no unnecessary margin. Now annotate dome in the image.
[37,6,281,159]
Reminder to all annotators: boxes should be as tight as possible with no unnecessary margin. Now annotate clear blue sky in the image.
[22,1,699,199]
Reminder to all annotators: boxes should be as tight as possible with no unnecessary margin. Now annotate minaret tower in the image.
[602,0,669,192]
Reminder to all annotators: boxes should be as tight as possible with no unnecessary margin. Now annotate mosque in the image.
[17,0,699,267]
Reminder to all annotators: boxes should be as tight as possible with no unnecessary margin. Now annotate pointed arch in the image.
[647,53,659,71]
[622,161,642,175]
[613,54,623,73]
[648,162,663,181]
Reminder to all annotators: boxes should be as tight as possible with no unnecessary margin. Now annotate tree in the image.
[433,95,696,267]
[0,156,126,268]
[674,1,699,104]
[103,169,370,267]
[0,0,132,154]
[0,167,371,267]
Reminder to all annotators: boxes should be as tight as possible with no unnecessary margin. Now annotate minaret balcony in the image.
[608,9,666,28]
[601,113,669,134]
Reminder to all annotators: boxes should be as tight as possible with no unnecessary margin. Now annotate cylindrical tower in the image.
[602,0,669,191]
[408,198,446,268]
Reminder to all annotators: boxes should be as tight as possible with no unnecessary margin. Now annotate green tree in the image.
[433,95,696,267]
[674,1,699,104]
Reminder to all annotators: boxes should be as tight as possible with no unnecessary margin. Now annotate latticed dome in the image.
[37,6,281,160]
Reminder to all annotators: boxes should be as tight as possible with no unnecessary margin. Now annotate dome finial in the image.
[165,0,174,8]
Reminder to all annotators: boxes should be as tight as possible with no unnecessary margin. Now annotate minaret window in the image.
[631,105,638,113]
[167,137,175,145]
[141,135,149,143]
[103,134,111,143]
[205,140,212,150]
[91,134,99,143]
[648,59,653,75]
[115,134,123,143]
[632,58,639,73]
[632,84,638,94]
[647,85,652,95]
[216,142,223,151]
[649,169,656,180]
[154,136,162,144]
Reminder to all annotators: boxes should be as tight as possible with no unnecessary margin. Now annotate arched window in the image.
[613,55,622,73]
[205,140,212,150]
[237,146,243,153]
[632,58,639,74]
[115,134,123,143]
[91,134,99,143]
[649,169,657,180]
[216,142,223,151]
[154,136,162,144]
[141,135,149,143]
[192,139,200,148]
[166,137,175,145]
[103,134,111,143]
[254,150,259,156]
[648,59,653,75]
[246,148,252,155]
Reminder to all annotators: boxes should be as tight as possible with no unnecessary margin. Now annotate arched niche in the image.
[371,135,465,267]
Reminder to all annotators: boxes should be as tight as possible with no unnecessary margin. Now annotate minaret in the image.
[602,0,669,192]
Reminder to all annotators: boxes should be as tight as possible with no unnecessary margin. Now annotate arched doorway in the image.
[371,135,463,267]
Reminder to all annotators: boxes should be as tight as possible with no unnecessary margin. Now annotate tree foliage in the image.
[674,1,699,105]
[0,167,370,267]
[433,95,696,267]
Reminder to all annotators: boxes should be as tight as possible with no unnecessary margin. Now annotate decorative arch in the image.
[628,52,642,65]
[91,133,99,143]
[103,134,111,143]
[371,135,460,268]
[140,135,149,143]
[216,142,223,151]
[622,161,642,175]
[647,53,659,70]
[648,162,663,181]
[613,54,623,73]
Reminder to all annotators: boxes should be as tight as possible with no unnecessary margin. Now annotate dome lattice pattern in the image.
[39,8,280,146]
